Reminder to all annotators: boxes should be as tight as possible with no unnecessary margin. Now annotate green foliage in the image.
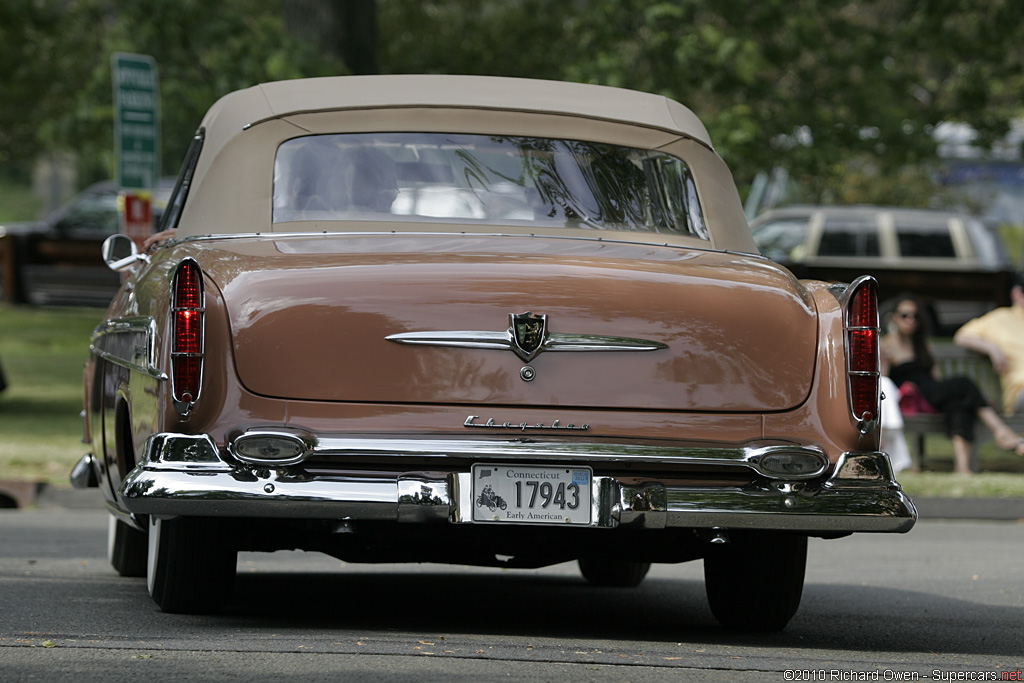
[2,0,344,183]
[0,0,104,166]
[558,0,1024,201]
[2,0,1022,205]
[811,156,958,207]
[96,0,344,174]
[377,0,1024,204]
[379,0,578,80]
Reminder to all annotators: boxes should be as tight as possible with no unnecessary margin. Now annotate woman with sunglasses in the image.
[881,294,1024,474]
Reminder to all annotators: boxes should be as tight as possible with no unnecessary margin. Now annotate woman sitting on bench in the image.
[881,294,1024,474]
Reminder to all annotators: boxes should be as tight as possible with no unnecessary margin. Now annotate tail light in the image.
[844,276,879,433]
[171,258,204,416]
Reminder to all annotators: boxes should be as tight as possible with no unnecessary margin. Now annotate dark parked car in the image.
[0,179,173,306]
[750,205,1016,334]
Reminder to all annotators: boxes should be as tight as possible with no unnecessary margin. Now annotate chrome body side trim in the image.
[117,434,916,533]
[90,317,167,380]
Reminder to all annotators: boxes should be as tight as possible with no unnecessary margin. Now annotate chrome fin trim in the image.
[90,316,167,380]
[839,275,881,435]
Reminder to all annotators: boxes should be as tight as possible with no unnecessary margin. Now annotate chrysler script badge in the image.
[465,415,589,431]
[509,311,547,362]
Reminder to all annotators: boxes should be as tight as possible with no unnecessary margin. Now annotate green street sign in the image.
[112,53,160,190]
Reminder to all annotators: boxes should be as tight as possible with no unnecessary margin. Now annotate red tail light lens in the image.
[846,278,879,427]
[847,282,877,329]
[171,259,204,412]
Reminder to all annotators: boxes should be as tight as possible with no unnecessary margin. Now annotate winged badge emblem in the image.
[384,311,667,360]
[509,311,547,362]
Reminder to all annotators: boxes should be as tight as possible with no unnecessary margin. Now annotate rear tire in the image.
[147,516,236,614]
[107,514,148,577]
[703,532,807,632]
[578,558,651,587]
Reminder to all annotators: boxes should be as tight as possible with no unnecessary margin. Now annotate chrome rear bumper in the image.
[115,433,917,534]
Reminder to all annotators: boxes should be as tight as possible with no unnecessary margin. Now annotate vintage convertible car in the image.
[71,75,916,630]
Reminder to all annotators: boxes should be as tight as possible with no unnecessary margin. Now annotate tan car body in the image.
[74,75,915,626]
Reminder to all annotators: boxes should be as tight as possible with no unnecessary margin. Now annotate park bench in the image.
[899,342,1024,472]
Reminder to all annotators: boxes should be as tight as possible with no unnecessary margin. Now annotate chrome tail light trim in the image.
[170,258,205,417]
[839,275,881,435]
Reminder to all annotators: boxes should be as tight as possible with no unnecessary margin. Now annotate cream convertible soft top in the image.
[177,75,755,252]
[208,75,714,150]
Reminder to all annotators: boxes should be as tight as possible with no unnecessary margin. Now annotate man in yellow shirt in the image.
[954,272,1024,415]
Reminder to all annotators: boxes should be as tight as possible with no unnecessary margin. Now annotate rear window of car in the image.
[894,219,956,258]
[751,217,810,261]
[272,133,709,238]
[818,215,880,257]
[964,218,1008,265]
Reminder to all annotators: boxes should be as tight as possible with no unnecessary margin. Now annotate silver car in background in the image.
[751,205,1016,334]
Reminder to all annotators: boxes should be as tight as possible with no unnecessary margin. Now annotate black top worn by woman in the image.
[890,360,989,441]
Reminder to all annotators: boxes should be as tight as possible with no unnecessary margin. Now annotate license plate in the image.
[471,464,592,525]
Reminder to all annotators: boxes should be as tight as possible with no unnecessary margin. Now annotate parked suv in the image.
[750,205,1016,334]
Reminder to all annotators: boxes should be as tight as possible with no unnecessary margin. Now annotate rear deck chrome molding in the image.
[386,329,668,356]
[117,434,916,533]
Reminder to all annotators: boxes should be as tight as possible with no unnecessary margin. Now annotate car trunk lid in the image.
[204,234,818,413]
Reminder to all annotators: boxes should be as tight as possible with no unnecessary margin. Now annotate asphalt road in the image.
[1,504,1021,682]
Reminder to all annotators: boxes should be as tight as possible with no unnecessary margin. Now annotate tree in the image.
[560,0,1024,203]
[283,0,379,75]
[3,0,1022,206]
[0,0,344,183]
[377,0,1024,205]
[378,0,578,80]
[0,0,104,171]
[86,0,345,180]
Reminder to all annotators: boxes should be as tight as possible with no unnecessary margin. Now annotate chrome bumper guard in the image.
[117,433,917,533]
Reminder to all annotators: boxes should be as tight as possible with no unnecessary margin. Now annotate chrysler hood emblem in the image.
[509,311,547,362]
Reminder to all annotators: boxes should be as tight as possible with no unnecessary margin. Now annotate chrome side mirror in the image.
[102,234,148,272]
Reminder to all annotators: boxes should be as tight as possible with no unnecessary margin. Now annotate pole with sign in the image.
[112,52,160,247]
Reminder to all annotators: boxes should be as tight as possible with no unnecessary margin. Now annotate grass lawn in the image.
[0,178,43,223]
[894,434,1024,498]
[1,304,1024,497]
[0,304,105,485]
[897,471,1024,498]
